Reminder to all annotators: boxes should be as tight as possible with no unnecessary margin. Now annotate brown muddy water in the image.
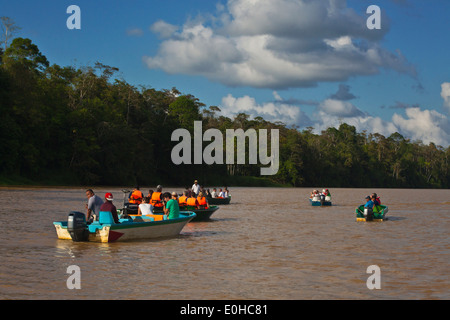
[0,187,448,300]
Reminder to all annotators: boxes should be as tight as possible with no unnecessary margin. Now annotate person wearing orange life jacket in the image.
[151,185,163,208]
[186,194,199,207]
[128,186,144,204]
[197,192,209,209]
[178,190,189,208]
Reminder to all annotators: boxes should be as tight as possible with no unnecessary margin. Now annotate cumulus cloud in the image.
[144,0,416,89]
[392,108,450,146]
[219,92,312,127]
[218,87,450,146]
[441,82,450,113]
[317,99,364,117]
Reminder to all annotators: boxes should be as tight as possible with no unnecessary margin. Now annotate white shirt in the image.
[192,183,200,194]
[139,203,153,215]
[211,190,217,198]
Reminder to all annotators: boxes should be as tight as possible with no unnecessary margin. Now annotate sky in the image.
[1,0,450,146]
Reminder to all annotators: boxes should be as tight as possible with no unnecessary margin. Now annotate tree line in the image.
[0,37,449,188]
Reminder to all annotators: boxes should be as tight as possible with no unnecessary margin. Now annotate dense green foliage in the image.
[0,38,449,188]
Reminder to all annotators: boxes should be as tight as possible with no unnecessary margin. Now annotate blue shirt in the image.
[364,200,374,209]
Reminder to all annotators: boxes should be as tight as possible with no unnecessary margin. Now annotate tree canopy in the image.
[0,37,449,188]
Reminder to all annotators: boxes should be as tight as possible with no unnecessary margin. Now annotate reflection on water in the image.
[0,187,448,299]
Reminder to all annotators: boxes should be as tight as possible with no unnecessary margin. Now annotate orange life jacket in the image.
[186,197,198,207]
[197,196,208,207]
[129,190,143,204]
[151,192,163,207]
[178,195,188,205]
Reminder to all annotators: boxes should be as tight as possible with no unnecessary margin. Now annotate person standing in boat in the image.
[85,189,104,222]
[100,192,120,223]
[163,192,180,219]
[192,180,200,197]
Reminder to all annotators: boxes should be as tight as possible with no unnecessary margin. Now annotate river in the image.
[0,187,448,300]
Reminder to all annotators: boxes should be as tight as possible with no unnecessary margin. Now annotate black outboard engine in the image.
[123,203,138,216]
[363,207,374,221]
[320,194,325,205]
[67,211,89,242]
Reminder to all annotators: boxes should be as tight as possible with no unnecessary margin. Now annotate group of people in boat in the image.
[191,180,230,199]
[364,193,381,209]
[310,189,331,201]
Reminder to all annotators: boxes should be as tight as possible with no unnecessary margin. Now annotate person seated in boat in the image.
[310,190,320,201]
[151,185,164,208]
[128,186,144,205]
[371,193,381,205]
[178,190,188,208]
[211,188,217,198]
[364,196,374,209]
[163,192,179,219]
[223,187,229,198]
[323,189,331,201]
[85,189,104,222]
[100,192,120,223]
[186,193,199,207]
[147,189,153,199]
[217,188,224,198]
[197,192,209,209]
[205,189,211,197]
[138,196,153,216]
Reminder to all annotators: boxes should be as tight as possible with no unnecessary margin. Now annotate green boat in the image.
[207,196,231,205]
[355,205,389,222]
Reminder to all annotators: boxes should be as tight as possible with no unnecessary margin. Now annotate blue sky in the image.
[1,0,450,146]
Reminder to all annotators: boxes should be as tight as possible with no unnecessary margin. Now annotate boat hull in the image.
[53,212,195,242]
[207,196,231,205]
[309,198,332,206]
[355,205,388,222]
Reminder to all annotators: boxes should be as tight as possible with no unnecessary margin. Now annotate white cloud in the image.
[317,99,364,117]
[392,108,450,146]
[441,82,450,113]
[219,93,312,126]
[144,0,416,89]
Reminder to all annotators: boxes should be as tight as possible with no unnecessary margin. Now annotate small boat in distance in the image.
[53,210,196,242]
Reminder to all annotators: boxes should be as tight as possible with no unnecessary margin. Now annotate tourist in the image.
[163,192,179,219]
[85,189,104,222]
[186,193,199,207]
[178,190,188,207]
[138,196,153,216]
[151,185,163,209]
[128,186,143,205]
[217,188,224,198]
[211,188,217,198]
[364,196,374,209]
[197,192,209,209]
[100,192,120,223]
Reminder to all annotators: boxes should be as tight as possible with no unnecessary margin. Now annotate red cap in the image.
[105,193,113,201]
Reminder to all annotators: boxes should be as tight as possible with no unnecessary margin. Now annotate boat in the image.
[309,195,332,206]
[355,205,389,222]
[207,196,231,205]
[53,210,196,242]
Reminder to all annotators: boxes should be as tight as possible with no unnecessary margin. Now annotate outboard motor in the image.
[67,211,89,242]
[320,194,325,205]
[363,207,374,221]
